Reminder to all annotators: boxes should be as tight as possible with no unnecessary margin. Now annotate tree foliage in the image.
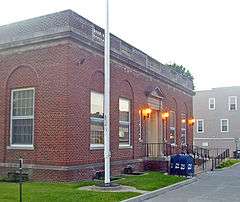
[166,63,194,80]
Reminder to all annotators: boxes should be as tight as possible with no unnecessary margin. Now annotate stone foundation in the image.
[144,160,169,172]
[0,159,144,182]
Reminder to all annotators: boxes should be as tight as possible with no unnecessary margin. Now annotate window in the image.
[90,91,104,147]
[180,113,187,145]
[221,119,229,132]
[228,96,237,111]
[169,111,176,144]
[119,98,131,146]
[197,119,204,133]
[11,88,35,146]
[202,142,208,147]
[209,98,215,110]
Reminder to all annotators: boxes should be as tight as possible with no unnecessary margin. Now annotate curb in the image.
[121,177,198,202]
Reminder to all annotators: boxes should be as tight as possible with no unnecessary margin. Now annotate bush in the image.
[217,159,240,169]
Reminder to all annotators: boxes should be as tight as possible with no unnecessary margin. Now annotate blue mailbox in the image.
[170,154,194,176]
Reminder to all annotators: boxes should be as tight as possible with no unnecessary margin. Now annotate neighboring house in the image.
[194,86,240,156]
[0,10,194,181]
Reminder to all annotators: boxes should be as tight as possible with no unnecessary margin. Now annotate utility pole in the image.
[104,0,111,186]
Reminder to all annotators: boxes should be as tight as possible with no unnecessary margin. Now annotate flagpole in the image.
[104,0,111,186]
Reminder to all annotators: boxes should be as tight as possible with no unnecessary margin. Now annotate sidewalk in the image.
[122,177,197,202]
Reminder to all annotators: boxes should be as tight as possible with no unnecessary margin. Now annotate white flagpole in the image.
[104,0,111,185]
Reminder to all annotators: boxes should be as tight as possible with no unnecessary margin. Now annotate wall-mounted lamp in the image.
[188,118,195,126]
[142,108,152,119]
[181,119,186,124]
[162,112,169,120]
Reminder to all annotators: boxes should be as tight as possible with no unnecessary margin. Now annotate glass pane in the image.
[91,92,104,118]
[12,89,34,116]
[119,123,130,144]
[198,121,203,132]
[169,127,175,144]
[222,126,226,131]
[119,99,130,122]
[90,119,104,144]
[170,111,176,128]
[230,104,236,110]
[181,113,186,129]
[12,119,33,145]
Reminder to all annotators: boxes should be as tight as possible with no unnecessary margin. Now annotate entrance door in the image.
[147,110,162,143]
[146,110,163,157]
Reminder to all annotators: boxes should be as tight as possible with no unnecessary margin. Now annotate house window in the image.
[221,119,229,132]
[11,88,35,146]
[202,142,208,147]
[90,91,104,147]
[181,113,187,145]
[119,98,131,146]
[197,119,204,133]
[169,111,176,144]
[228,96,237,111]
[209,98,215,110]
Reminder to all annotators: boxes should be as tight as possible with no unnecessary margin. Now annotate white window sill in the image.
[119,145,132,149]
[90,144,104,150]
[7,145,34,150]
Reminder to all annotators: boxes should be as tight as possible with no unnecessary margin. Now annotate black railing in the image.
[145,143,206,157]
[211,149,230,170]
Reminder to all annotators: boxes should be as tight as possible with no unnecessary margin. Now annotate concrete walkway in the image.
[145,164,240,202]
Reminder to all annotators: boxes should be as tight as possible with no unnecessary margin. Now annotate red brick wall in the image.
[0,41,70,165]
[0,39,193,181]
[65,41,193,166]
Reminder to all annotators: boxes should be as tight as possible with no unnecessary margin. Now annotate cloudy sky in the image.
[0,0,239,90]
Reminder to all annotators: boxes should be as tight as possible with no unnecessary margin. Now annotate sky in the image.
[0,0,239,90]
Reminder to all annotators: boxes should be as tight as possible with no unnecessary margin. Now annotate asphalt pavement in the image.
[145,163,240,202]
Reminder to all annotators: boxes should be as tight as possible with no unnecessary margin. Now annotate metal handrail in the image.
[145,143,208,158]
[211,148,230,170]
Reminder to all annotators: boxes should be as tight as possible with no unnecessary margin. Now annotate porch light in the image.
[188,118,195,126]
[162,112,169,120]
[181,119,186,124]
[142,108,152,119]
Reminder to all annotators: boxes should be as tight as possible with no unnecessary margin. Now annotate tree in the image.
[166,63,195,89]
[166,63,194,80]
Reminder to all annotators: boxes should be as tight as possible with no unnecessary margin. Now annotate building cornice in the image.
[0,10,194,95]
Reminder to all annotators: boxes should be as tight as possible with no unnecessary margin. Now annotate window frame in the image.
[228,96,237,111]
[169,111,176,145]
[119,97,131,147]
[90,91,104,149]
[10,87,35,148]
[197,119,204,133]
[208,98,215,110]
[180,113,187,145]
[221,119,229,133]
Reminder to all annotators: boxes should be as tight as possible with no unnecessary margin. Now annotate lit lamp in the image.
[142,108,152,119]
[162,112,169,144]
[188,118,195,126]
[162,112,169,120]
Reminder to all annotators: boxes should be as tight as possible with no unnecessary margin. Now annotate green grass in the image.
[0,181,139,202]
[0,172,186,201]
[117,172,186,191]
[217,159,240,169]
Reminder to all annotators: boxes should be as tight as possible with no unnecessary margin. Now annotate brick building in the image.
[0,10,194,181]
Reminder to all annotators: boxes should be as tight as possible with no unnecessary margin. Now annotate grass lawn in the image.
[0,172,186,202]
[217,159,240,169]
[117,172,186,191]
[0,181,139,202]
